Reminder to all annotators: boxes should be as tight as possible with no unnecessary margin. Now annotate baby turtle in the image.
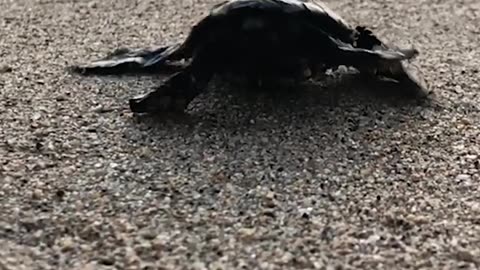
[70,0,429,114]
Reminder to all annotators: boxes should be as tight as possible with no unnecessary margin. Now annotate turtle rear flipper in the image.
[68,44,186,76]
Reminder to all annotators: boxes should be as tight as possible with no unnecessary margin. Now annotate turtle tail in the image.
[68,43,188,76]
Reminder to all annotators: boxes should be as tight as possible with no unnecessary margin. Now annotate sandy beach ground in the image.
[1,0,479,269]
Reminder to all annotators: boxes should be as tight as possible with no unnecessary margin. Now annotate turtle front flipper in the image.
[128,46,217,114]
[68,44,186,76]
[129,68,208,113]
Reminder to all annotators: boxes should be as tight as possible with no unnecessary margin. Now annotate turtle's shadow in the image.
[128,72,436,133]
[121,72,440,190]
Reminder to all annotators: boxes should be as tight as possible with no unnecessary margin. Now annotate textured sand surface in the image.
[1,0,479,269]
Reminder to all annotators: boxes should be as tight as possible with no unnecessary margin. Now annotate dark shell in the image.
[210,0,355,43]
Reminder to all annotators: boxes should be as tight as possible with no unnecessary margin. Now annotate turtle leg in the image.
[128,47,217,114]
[68,44,187,75]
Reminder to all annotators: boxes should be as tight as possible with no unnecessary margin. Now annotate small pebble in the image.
[59,236,75,252]
[455,174,471,182]
[0,64,12,73]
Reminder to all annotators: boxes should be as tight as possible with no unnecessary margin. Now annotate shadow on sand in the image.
[126,72,437,134]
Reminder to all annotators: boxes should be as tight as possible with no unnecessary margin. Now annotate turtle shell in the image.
[161,0,417,79]
[74,0,417,80]
[209,0,356,43]
[165,0,369,81]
